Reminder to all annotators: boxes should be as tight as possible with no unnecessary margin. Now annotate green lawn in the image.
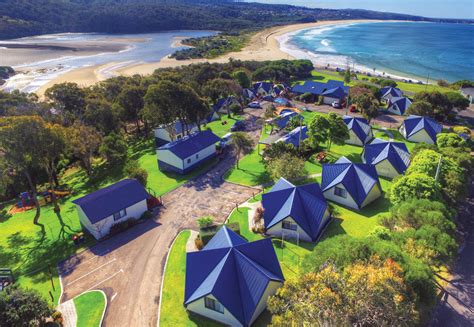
[74,291,106,327]
[159,231,221,327]
[224,148,270,186]
[0,124,235,304]
[307,70,452,94]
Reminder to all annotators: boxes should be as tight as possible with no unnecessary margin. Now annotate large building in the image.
[156,130,220,174]
[72,179,149,240]
[343,115,373,146]
[185,226,284,327]
[321,157,382,210]
[262,178,330,242]
[362,139,411,179]
[292,80,349,105]
[399,115,443,144]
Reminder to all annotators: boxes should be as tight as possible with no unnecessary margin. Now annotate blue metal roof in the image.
[343,115,372,144]
[388,97,412,115]
[184,227,284,326]
[321,86,347,99]
[363,139,411,174]
[403,115,442,143]
[243,88,256,100]
[381,87,403,99]
[273,111,301,129]
[253,82,274,94]
[262,178,329,241]
[203,226,247,251]
[321,158,381,209]
[277,126,308,147]
[72,179,149,224]
[158,130,220,160]
[292,80,349,97]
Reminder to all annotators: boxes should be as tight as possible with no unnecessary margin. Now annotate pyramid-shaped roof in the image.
[321,157,381,208]
[277,126,308,147]
[184,227,284,326]
[363,139,411,174]
[343,115,372,144]
[402,115,442,143]
[381,87,403,99]
[388,97,412,115]
[262,178,328,241]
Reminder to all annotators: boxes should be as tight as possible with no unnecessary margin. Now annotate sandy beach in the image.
[33,20,376,96]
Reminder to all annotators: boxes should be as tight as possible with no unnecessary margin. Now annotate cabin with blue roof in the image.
[343,115,373,146]
[271,111,301,130]
[262,178,330,242]
[184,226,284,326]
[154,121,200,146]
[387,97,412,115]
[277,126,308,147]
[321,157,382,210]
[156,130,220,174]
[243,88,256,100]
[253,82,274,97]
[72,179,149,240]
[362,139,411,179]
[380,87,403,103]
[213,96,239,115]
[399,115,443,144]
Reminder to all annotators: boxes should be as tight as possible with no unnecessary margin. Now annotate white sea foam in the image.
[276,24,421,83]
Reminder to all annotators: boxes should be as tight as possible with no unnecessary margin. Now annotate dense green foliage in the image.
[0,286,52,327]
[1,0,463,40]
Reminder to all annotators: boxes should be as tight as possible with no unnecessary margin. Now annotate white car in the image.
[331,101,342,109]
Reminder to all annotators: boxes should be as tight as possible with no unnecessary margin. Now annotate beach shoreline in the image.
[27,20,421,96]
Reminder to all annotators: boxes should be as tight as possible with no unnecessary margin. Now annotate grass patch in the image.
[74,291,106,327]
[159,231,221,327]
[307,70,452,94]
[224,148,270,186]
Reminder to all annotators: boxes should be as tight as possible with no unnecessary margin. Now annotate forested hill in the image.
[0,0,471,39]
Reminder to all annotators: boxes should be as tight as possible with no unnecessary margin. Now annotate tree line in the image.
[1,0,471,40]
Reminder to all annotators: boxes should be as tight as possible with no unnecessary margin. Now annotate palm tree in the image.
[232,132,254,169]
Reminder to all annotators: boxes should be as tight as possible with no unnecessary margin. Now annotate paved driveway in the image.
[430,179,474,326]
[58,111,262,327]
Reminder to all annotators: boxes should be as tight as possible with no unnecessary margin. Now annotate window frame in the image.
[282,220,298,231]
[334,186,347,198]
[204,296,224,314]
[113,208,127,221]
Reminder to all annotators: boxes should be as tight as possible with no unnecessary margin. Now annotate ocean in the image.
[280,22,474,82]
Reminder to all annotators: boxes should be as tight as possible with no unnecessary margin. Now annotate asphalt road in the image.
[58,110,262,327]
[430,179,474,326]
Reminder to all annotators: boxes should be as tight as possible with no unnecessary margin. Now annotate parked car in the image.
[248,101,262,109]
[220,133,233,148]
[331,101,342,109]
[231,120,245,131]
[349,104,358,113]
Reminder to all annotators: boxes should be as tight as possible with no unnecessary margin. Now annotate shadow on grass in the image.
[187,312,222,327]
[320,217,346,240]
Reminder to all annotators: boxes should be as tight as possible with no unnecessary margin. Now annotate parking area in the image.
[58,110,261,327]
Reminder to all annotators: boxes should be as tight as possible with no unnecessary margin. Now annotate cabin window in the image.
[282,221,298,231]
[204,297,224,314]
[335,186,347,198]
[187,158,192,164]
[113,208,127,221]
[195,154,199,159]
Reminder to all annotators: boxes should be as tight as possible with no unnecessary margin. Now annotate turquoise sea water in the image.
[285,22,474,82]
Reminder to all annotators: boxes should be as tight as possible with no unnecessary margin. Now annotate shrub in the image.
[100,132,128,166]
[199,222,240,245]
[197,216,214,229]
[452,125,471,135]
[437,133,467,148]
[253,207,264,224]
[125,160,148,187]
[390,173,441,205]
[109,218,136,235]
[140,211,152,220]
[229,103,242,115]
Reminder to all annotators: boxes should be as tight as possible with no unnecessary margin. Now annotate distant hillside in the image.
[0,0,472,39]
